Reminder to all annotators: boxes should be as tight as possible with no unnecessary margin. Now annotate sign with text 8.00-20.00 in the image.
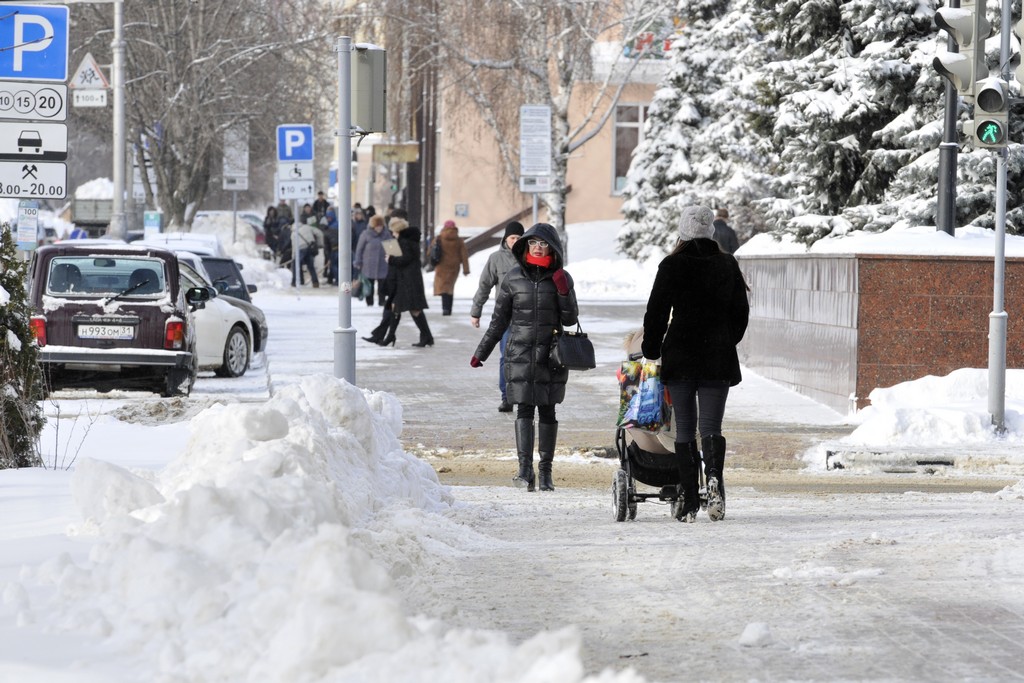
[0,161,66,200]
[0,121,67,199]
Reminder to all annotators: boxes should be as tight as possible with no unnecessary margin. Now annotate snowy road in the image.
[406,483,1024,682]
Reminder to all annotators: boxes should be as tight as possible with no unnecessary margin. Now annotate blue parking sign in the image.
[0,5,70,82]
[277,124,314,162]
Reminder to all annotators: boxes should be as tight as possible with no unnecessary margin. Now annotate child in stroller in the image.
[613,330,708,522]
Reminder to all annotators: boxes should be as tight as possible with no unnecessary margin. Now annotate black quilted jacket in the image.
[474,223,579,406]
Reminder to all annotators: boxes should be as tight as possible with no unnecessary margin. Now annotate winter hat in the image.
[678,206,715,241]
[503,221,525,239]
[389,217,409,233]
[443,219,456,229]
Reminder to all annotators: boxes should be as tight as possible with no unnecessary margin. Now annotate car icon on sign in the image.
[18,131,43,154]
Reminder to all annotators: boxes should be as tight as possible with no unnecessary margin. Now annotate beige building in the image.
[352,34,671,235]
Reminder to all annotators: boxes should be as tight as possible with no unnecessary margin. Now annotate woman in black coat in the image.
[641,205,749,523]
[471,223,579,492]
[370,217,433,348]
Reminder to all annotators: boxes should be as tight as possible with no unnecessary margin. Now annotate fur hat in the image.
[503,221,524,239]
[678,206,715,241]
[389,217,409,233]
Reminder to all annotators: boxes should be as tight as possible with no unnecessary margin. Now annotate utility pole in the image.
[936,0,960,236]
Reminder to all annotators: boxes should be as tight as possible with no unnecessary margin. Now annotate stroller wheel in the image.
[627,482,638,520]
[612,469,629,522]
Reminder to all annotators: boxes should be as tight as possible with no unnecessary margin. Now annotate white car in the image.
[137,232,226,257]
[180,268,252,377]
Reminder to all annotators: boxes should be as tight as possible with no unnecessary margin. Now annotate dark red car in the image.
[28,245,210,396]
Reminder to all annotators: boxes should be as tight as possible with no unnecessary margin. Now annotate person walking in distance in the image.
[471,223,579,492]
[355,214,391,309]
[433,219,470,316]
[374,217,433,348]
[712,208,739,254]
[641,205,749,522]
[470,221,524,412]
[292,216,323,288]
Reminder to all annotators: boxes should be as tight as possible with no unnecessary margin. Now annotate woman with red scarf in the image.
[470,223,579,492]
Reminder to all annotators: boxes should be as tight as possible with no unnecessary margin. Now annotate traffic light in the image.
[934,0,990,98]
[973,76,1008,148]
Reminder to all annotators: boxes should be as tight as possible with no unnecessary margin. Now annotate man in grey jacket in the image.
[470,221,524,412]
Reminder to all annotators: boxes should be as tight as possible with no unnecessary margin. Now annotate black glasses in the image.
[527,239,549,248]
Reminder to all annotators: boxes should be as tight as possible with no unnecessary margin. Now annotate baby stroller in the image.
[612,340,707,522]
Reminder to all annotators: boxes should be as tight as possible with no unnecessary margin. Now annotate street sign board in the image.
[17,199,38,249]
[276,124,314,162]
[0,83,67,121]
[72,89,106,108]
[223,176,248,191]
[519,105,552,178]
[0,160,66,199]
[276,178,315,202]
[519,176,552,193]
[372,143,419,163]
[277,161,314,181]
[68,52,109,89]
[0,120,67,161]
[0,5,70,82]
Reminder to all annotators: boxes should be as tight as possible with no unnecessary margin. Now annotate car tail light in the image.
[30,316,46,346]
[165,320,185,350]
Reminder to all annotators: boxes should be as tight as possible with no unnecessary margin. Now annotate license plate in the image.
[78,324,135,340]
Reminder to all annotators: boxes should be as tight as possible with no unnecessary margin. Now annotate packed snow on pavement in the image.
[3,215,1024,680]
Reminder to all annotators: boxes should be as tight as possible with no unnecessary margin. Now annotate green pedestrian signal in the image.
[977,120,1004,145]
[973,77,1009,149]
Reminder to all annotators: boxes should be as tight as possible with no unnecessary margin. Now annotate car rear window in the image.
[46,256,168,297]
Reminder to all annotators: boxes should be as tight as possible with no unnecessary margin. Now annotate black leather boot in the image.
[537,421,557,491]
[362,309,391,343]
[411,312,434,347]
[701,435,727,521]
[674,441,701,522]
[377,312,400,346]
[514,418,535,491]
[441,293,453,315]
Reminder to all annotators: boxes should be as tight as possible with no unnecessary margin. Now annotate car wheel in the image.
[215,325,250,378]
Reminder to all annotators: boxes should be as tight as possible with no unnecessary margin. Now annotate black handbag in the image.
[549,322,596,371]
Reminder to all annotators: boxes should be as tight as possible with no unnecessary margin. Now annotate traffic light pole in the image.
[987,0,1011,432]
[937,0,959,237]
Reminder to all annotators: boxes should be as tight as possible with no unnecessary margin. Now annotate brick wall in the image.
[737,253,1024,414]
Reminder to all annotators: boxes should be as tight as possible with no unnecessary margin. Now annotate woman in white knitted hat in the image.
[640,205,750,523]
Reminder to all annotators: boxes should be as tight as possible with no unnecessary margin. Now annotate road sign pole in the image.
[108,0,126,238]
[334,36,355,383]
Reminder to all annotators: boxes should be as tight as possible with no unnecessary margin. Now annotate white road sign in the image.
[276,178,314,202]
[277,161,314,181]
[0,120,67,161]
[0,160,66,199]
[69,52,109,89]
[0,83,67,121]
[519,176,552,193]
[519,105,552,178]
[72,89,106,108]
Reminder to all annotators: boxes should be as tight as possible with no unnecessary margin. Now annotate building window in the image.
[613,104,648,194]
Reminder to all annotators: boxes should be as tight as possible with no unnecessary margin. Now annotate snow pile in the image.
[73,178,115,200]
[739,224,1024,257]
[11,375,634,682]
[805,368,1024,468]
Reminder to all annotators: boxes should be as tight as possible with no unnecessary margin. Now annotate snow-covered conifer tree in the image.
[0,227,44,469]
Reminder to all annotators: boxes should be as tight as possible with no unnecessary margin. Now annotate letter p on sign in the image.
[276,124,314,162]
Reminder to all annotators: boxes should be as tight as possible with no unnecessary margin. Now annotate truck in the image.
[70,198,144,237]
